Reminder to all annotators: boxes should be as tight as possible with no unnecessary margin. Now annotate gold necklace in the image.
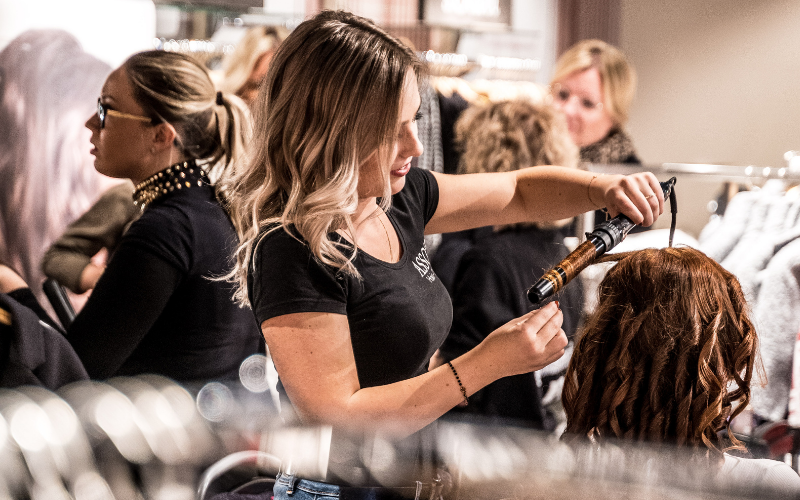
[351,206,393,261]
[376,209,394,261]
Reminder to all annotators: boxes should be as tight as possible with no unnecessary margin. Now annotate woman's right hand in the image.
[77,248,109,293]
[478,301,567,378]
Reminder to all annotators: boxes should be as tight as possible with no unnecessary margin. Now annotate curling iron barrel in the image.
[526,177,677,305]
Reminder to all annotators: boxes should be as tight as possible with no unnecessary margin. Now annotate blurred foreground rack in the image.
[0,376,795,500]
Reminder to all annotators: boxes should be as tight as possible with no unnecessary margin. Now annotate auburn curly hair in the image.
[562,247,759,457]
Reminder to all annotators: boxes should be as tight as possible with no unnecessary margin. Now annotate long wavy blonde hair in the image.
[221,10,424,306]
[562,247,761,459]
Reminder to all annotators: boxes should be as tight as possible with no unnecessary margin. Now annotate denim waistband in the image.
[275,472,449,500]
[276,473,341,497]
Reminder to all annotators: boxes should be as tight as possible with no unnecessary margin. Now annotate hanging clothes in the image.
[698,190,761,263]
[750,237,800,421]
[698,182,800,422]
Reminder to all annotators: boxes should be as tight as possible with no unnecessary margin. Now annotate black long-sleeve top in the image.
[66,183,262,382]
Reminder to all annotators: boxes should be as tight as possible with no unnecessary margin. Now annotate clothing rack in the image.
[586,161,800,183]
[422,50,542,80]
[580,161,800,235]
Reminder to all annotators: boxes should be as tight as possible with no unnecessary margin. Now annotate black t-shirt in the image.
[249,167,452,390]
[67,183,262,382]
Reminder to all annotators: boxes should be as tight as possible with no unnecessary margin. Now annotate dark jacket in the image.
[0,290,88,389]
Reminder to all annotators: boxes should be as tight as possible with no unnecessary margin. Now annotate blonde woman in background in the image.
[551,39,640,165]
[0,30,111,299]
[218,25,289,106]
[433,99,583,431]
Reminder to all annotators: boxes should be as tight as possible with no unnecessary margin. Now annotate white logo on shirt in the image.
[413,245,436,283]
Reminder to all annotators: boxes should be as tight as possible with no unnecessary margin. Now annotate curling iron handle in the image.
[526,177,677,305]
[526,236,604,304]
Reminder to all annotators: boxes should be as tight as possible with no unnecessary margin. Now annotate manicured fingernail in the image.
[555,300,560,309]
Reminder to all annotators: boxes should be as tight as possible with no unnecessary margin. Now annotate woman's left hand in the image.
[593,172,664,227]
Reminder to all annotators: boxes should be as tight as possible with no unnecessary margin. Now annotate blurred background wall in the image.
[1,0,798,237]
[0,0,156,66]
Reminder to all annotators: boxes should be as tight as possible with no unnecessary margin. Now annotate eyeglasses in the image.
[96,98,152,129]
[551,83,604,112]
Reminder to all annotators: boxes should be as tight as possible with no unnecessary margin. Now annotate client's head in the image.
[562,247,758,456]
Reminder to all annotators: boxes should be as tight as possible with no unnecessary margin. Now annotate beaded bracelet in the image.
[447,361,469,406]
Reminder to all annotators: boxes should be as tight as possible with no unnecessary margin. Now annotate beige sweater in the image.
[40,181,138,293]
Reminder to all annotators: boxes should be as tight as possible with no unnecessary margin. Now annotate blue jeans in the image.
[273,474,343,500]
[272,473,442,500]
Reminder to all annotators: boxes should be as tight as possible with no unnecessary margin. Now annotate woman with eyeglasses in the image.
[58,50,262,382]
[551,39,640,165]
[42,26,288,297]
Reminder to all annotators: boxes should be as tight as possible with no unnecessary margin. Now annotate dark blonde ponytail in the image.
[123,50,252,185]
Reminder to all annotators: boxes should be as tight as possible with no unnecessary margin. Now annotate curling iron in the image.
[527,177,677,305]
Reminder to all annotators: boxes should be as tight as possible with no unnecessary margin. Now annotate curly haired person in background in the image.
[562,247,800,491]
[431,97,580,294]
[434,98,582,431]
